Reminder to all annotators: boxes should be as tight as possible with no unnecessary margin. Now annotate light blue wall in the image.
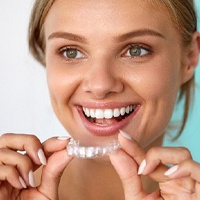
[163,1,200,162]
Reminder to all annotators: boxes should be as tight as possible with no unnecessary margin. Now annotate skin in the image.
[45,0,184,148]
[0,0,200,199]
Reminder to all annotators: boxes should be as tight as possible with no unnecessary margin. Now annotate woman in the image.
[0,0,200,199]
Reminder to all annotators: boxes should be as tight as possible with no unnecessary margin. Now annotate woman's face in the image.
[44,0,188,147]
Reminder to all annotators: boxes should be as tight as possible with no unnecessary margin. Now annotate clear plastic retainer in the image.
[67,139,121,159]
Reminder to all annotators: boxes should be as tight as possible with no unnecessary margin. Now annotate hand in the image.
[0,133,72,200]
[160,155,200,199]
[109,130,197,199]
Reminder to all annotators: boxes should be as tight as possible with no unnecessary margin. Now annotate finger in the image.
[109,147,162,199]
[142,146,192,175]
[119,130,145,164]
[164,159,200,196]
[119,130,169,182]
[0,133,46,166]
[109,149,146,200]
[0,165,27,189]
[0,148,36,187]
[38,137,73,200]
[42,136,70,157]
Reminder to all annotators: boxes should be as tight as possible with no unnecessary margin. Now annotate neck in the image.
[61,158,124,200]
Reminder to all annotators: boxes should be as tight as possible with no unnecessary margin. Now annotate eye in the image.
[59,47,84,60]
[124,45,150,58]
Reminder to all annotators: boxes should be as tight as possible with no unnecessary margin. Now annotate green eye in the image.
[65,48,78,58]
[60,47,84,60]
[125,45,149,58]
[129,47,142,56]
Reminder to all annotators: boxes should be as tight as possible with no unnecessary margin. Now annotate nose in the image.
[82,60,124,99]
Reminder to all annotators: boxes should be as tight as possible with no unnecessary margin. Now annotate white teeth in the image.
[95,109,104,119]
[85,108,90,117]
[120,107,126,116]
[83,105,135,119]
[113,108,120,117]
[104,109,113,119]
[90,109,95,118]
[125,106,130,114]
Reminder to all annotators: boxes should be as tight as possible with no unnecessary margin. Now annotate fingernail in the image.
[57,136,70,140]
[138,159,146,175]
[19,176,27,188]
[28,170,36,187]
[164,165,179,176]
[38,149,47,165]
[119,130,133,140]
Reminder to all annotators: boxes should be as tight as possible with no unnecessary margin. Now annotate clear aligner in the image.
[67,139,121,159]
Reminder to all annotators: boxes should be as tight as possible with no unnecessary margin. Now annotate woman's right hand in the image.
[0,133,73,200]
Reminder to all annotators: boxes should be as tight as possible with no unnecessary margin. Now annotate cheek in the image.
[45,74,75,134]
[134,58,181,102]
[46,65,82,133]
[126,60,182,147]
[46,68,67,105]
[142,61,182,123]
[46,57,80,106]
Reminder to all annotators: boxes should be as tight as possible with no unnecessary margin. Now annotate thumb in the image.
[38,137,73,200]
[109,149,146,200]
[118,130,168,182]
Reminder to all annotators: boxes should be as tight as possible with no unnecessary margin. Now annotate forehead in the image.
[44,0,177,41]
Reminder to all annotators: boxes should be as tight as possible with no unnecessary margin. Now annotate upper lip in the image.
[77,102,139,109]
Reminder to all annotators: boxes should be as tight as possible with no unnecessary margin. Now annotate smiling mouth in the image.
[82,105,137,126]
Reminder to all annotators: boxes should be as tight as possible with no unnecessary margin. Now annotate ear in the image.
[181,32,200,84]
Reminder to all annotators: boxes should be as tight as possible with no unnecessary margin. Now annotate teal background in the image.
[163,1,200,162]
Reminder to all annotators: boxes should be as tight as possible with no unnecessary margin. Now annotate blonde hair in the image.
[29,0,54,66]
[28,0,198,138]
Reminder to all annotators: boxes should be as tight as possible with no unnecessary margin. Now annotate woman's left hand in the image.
[109,131,199,199]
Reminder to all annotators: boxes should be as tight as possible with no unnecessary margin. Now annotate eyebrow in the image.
[48,32,87,43]
[115,29,166,42]
[48,29,165,43]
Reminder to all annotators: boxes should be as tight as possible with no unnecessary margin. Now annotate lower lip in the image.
[77,106,140,136]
